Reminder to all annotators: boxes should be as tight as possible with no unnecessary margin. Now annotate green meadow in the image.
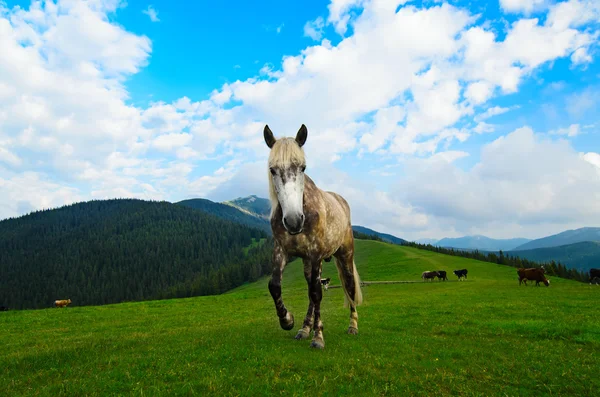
[2,240,599,396]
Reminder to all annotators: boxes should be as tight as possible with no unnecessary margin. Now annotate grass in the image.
[2,240,599,396]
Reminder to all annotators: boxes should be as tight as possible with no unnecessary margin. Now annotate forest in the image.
[0,199,271,310]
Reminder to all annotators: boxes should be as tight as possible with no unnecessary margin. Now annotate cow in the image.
[436,270,448,281]
[54,299,72,308]
[453,269,468,280]
[517,268,550,287]
[320,277,331,291]
[590,268,600,285]
[0,306,8,311]
[421,271,439,281]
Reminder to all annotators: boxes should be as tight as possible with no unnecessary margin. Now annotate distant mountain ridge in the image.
[507,241,600,273]
[436,235,531,251]
[512,227,600,251]
[223,195,271,220]
[351,225,407,245]
[176,198,271,233]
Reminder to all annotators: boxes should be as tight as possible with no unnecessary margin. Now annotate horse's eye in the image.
[270,168,276,175]
[300,165,306,172]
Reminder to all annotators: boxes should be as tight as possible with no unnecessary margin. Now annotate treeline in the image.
[402,242,590,283]
[0,199,273,310]
[353,230,384,242]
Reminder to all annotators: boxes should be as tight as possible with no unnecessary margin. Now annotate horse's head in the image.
[264,124,308,235]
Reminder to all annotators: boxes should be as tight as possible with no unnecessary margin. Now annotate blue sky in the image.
[0,0,599,240]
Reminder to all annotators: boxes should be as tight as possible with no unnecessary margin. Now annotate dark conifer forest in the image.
[0,199,272,310]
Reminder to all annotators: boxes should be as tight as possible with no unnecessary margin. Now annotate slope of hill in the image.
[513,227,600,250]
[2,240,598,396]
[176,198,271,233]
[436,235,531,251]
[223,195,271,220]
[0,199,271,310]
[510,241,600,272]
[351,225,407,245]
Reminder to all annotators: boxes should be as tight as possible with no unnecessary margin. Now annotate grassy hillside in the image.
[176,198,271,233]
[513,226,600,250]
[2,240,599,396]
[510,241,600,272]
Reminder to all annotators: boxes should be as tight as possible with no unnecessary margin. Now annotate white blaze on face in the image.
[272,166,305,232]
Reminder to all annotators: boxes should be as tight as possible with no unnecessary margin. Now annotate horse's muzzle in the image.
[283,214,305,235]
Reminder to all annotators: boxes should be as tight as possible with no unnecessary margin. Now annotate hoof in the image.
[279,313,294,331]
[347,327,358,335]
[295,329,310,340]
[310,340,325,349]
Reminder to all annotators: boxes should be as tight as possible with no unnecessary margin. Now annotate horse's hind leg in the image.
[295,259,314,340]
[334,247,362,335]
[268,243,294,331]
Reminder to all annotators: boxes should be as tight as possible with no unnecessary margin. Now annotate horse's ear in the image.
[264,125,276,148]
[296,124,307,147]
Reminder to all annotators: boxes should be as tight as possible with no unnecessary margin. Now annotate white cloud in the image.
[500,0,548,14]
[474,106,512,122]
[549,124,581,137]
[571,47,593,65]
[394,127,600,238]
[142,5,160,22]
[304,17,325,41]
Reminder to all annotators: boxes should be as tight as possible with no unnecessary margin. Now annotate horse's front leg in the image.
[268,243,294,331]
[309,260,325,349]
[295,260,314,340]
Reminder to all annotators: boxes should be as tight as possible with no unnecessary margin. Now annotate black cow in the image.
[0,306,8,311]
[453,269,468,280]
[321,277,331,291]
[590,268,600,285]
[436,270,448,281]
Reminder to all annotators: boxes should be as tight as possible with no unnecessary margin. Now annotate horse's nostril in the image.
[300,214,305,221]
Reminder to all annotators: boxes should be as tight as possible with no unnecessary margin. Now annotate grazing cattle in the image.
[436,270,448,281]
[421,271,439,281]
[0,306,8,311]
[453,269,468,280]
[54,299,72,308]
[264,124,363,350]
[517,268,550,287]
[589,268,600,285]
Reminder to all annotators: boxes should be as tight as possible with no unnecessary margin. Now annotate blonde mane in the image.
[267,137,306,217]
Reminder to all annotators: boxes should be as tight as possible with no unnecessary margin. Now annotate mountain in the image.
[435,235,531,251]
[223,195,271,220]
[512,227,600,251]
[0,199,272,310]
[176,198,271,233]
[508,241,600,273]
[415,238,439,245]
[351,225,407,245]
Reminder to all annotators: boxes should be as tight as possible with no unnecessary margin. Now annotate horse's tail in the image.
[335,259,363,308]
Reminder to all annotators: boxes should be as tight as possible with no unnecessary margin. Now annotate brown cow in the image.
[54,299,72,308]
[517,268,549,287]
[421,271,439,282]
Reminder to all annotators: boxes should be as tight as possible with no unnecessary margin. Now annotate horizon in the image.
[1,0,599,241]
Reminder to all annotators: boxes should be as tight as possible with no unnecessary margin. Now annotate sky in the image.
[0,0,599,241]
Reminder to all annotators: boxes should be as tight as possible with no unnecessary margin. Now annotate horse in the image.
[264,124,363,349]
